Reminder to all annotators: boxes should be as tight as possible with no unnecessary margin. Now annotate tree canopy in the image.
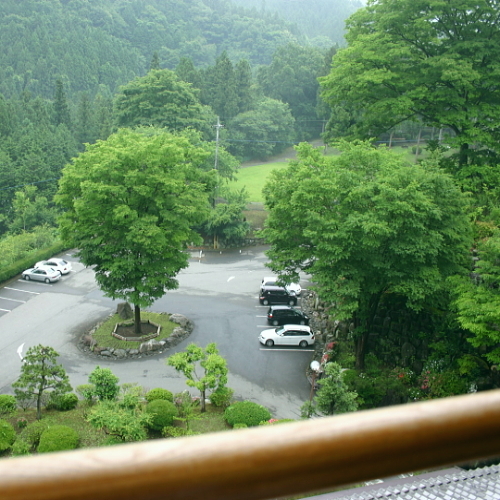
[261,142,473,368]
[320,0,500,166]
[56,128,216,332]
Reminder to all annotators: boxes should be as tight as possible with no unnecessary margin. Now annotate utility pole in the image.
[214,116,224,170]
[212,117,224,250]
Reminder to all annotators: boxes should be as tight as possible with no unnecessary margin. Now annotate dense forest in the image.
[0,0,348,238]
[231,0,362,46]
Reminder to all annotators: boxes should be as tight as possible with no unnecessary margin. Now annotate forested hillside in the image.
[0,0,310,99]
[230,0,362,46]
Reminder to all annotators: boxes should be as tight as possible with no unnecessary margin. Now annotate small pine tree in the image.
[12,345,72,420]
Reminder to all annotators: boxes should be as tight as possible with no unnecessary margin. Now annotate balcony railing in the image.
[1,390,500,500]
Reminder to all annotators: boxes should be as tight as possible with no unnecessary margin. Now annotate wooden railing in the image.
[1,390,500,500]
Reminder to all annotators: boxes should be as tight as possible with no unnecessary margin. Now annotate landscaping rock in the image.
[116,302,134,320]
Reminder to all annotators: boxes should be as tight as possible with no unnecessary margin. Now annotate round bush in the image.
[145,388,173,403]
[0,419,16,452]
[145,399,178,431]
[38,425,79,453]
[21,420,49,449]
[49,393,79,411]
[224,401,272,427]
[11,438,31,456]
[0,395,17,416]
[209,387,234,408]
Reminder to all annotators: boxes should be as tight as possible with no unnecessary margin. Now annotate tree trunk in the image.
[459,143,469,167]
[200,388,206,413]
[355,332,368,371]
[36,390,43,420]
[134,304,141,334]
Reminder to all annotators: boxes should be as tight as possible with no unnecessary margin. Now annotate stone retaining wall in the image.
[78,313,193,360]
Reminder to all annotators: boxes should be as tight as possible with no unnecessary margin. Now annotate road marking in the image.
[5,287,40,295]
[17,343,24,360]
[0,296,26,303]
[0,308,11,312]
[227,276,235,282]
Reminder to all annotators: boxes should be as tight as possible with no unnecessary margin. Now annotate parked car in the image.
[267,305,309,326]
[22,266,61,283]
[259,324,315,348]
[259,285,297,306]
[35,258,72,275]
[261,276,301,296]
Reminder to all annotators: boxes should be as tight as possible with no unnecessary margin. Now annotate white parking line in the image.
[5,287,40,295]
[0,308,11,312]
[0,296,26,303]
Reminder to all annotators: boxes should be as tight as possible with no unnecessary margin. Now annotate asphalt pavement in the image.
[0,247,312,420]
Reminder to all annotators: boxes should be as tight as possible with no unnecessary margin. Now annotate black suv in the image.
[267,305,309,326]
[259,285,297,306]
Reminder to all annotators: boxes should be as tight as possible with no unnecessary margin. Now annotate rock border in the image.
[78,312,193,360]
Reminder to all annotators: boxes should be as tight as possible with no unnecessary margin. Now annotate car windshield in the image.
[275,328,285,336]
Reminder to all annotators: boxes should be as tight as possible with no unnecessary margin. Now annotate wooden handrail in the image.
[1,390,500,500]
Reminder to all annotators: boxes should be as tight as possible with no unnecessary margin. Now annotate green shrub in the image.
[224,401,271,427]
[162,426,198,438]
[16,417,28,429]
[0,419,16,452]
[76,384,96,404]
[88,367,120,401]
[209,387,234,408]
[38,425,79,453]
[259,418,295,425]
[233,423,248,429]
[21,420,49,450]
[145,400,178,431]
[11,438,31,456]
[48,392,79,411]
[0,395,17,417]
[145,388,173,403]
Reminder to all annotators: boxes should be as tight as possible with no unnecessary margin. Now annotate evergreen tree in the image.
[53,79,71,128]
[12,345,72,420]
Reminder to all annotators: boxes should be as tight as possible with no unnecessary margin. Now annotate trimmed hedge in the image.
[38,425,79,453]
[0,241,66,284]
[224,401,272,427]
[0,419,16,452]
[145,388,174,403]
[145,399,178,431]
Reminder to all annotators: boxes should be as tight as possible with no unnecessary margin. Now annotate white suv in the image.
[259,324,314,348]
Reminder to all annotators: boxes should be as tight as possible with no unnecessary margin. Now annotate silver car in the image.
[35,258,72,275]
[22,266,61,283]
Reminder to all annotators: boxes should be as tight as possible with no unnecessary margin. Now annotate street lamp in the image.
[307,360,321,417]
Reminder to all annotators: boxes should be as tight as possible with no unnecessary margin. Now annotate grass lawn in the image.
[233,161,290,203]
[92,311,177,349]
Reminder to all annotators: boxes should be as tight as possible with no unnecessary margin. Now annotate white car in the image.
[259,324,315,348]
[22,266,61,283]
[261,276,301,296]
[35,258,72,275]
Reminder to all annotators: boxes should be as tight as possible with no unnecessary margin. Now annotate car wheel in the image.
[299,340,308,348]
[272,320,279,326]
[24,275,30,281]
[265,339,274,347]
[44,278,50,284]
[300,320,306,325]
[262,299,269,305]
[288,299,295,306]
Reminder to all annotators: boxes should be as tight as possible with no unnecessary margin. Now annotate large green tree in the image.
[321,0,500,166]
[262,142,472,369]
[113,69,216,139]
[13,345,72,420]
[56,128,215,333]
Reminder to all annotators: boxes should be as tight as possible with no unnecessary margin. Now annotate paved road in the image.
[0,247,313,419]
